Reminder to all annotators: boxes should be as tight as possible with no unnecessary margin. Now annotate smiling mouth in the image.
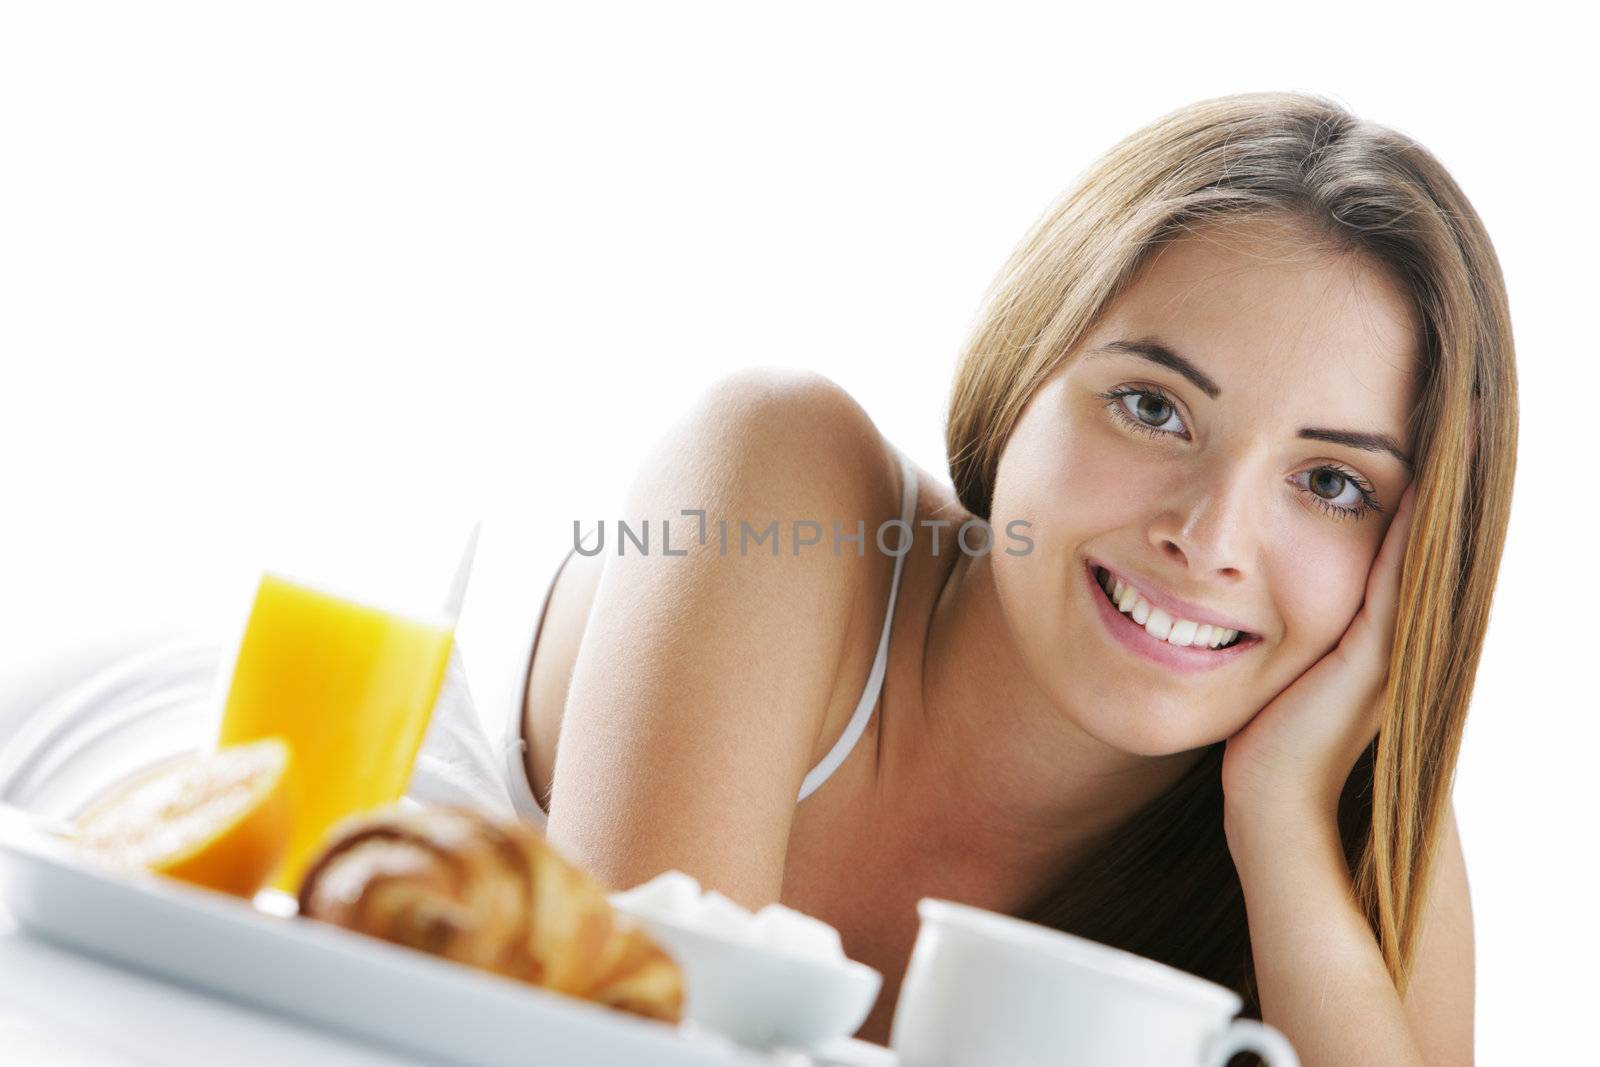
[1092,565,1255,651]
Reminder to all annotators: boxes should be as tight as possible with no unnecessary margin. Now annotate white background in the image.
[1,2,1592,1060]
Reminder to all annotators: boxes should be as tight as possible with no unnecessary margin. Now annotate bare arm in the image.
[1400,804,1474,1064]
[1225,797,1474,1066]
[542,367,898,912]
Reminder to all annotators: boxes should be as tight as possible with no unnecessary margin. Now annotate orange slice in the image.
[74,738,293,899]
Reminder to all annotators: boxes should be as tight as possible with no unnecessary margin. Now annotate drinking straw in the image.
[442,521,481,627]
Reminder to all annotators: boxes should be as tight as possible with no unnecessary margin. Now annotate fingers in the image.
[1374,481,1418,582]
[1341,481,1417,663]
[1361,480,1418,648]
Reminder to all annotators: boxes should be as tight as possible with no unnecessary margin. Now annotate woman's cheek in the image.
[1270,536,1374,661]
[1001,417,1156,543]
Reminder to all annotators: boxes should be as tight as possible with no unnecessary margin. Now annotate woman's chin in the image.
[1068,699,1235,760]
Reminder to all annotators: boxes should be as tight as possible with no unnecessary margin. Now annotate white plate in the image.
[0,635,224,820]
[0,807,783,1067]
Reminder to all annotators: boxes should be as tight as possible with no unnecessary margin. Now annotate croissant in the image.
[295,805,684,1024]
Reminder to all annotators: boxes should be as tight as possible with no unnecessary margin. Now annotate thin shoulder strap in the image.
[797,446,918,803]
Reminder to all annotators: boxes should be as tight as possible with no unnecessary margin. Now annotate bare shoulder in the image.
[1402,798,1474,1064]
[672,366,901,515]
[534,366,903,910]
[617,364,905,636]
[525,368,903,794]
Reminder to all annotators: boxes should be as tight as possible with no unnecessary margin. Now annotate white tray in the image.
[0,807,819,1067]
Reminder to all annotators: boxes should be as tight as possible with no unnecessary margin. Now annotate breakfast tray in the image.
[0,638,894,1066]
[0,807,823,1067]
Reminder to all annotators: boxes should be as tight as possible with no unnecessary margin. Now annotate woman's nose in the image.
[1147,464,1256,580]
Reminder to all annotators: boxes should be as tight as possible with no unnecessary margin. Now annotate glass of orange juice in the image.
[217,526,476,891]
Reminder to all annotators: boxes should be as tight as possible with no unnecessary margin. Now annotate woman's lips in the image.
[1090,559,1257,636]
[1084,560,1261,674]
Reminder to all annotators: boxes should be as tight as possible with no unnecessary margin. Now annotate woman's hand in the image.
[1221,481,1419,826]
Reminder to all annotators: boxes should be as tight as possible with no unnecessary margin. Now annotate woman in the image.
[424,89,1514,1063]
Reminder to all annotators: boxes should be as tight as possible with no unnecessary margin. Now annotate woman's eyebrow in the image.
[1088,337,1413,468]
[1090,339,1221,399]
[1298,428,1412,469]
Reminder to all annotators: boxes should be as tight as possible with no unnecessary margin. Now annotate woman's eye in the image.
[1101,386,1187,437]
[1292,467,1380,521]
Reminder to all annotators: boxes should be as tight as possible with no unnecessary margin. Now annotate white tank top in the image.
[406,446,920,825]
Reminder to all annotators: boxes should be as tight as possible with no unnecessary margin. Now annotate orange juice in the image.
[218,572,454,891]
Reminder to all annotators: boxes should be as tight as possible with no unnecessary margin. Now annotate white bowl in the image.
[616,906,882,1051]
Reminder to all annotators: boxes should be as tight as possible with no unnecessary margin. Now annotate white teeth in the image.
[1095,567,1246,651]
[1144,607,1173,640]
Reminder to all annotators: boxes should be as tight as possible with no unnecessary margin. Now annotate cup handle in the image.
[1204,1018,1300,1067]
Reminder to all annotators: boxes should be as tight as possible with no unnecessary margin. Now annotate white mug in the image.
[890,898,1298,1067]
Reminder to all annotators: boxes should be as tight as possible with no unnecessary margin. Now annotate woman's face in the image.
[989,216,1421,757]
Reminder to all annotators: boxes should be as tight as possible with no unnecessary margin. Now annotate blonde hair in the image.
[947,90,1516,1004]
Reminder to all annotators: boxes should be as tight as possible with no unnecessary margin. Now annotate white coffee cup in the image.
[890,898,1299,1067]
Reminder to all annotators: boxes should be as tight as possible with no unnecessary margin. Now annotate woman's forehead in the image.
[1088,225,1423,416]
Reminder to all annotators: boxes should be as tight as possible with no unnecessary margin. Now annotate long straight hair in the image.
[944,91,1517,1011]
